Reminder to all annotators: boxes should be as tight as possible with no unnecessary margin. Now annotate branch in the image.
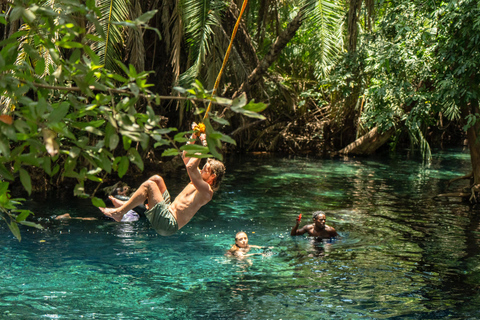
[20,80,232,106]
[232,9,305,99]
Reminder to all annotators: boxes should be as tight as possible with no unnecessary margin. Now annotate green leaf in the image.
[86,174,102,182]
[136,10,158,24]
[211,115,230,126]
[243,100,268,113]
[173,86,187,94]
[0,162,14,180]
[100,153,112,173]
[118,156,129,178]
[22,8,36,23]
[174,131,190,143]
[231,94,248,108]
[74,183,88,197]
[19,168,32,195]
[84,126,104,136]
[0,139,10,157]
[7,221,21,241]
[84,45,100,65]
[18,221,44,229]
[183,152,213,159]
[16,210,31,222]
[181,144,209,153]
[48,102,70,123]
[10,7,23,22]
[0,181,9,195]
[43,156,52,175]
[155,128,176,135]
[231,99,267,120]
[35,58,45,76]
[219,133,236,145]
[91,197,106,208]
[162,148,180,157]
[128,148,144,171]
[57,41,83,49]
[109,134,119,150]
[69,147,81,158]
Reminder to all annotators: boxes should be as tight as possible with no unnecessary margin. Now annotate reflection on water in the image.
[1,148,480,319]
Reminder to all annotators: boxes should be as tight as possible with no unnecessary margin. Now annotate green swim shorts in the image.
[145,190,179,236]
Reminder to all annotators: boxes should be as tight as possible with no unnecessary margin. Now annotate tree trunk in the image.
[334,126,395,156]
[347,0,363,52]
[232,9,305,99]
[333,0,363,148]
[464,100,480,186]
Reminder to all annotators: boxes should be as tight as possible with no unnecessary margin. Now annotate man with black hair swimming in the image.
[290,211,338,239]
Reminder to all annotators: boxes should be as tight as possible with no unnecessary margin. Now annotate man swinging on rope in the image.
[99,123,226,236]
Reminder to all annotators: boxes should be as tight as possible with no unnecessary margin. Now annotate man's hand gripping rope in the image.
[190,122,207,147]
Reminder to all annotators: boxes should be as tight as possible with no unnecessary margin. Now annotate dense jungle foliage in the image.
[1,0,479,239]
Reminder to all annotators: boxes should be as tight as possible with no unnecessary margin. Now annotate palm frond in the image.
[178,0,225,87]
[169,1,183,84]
[126,0,145,72]
[299,0,344,79]
[94,0,131,73]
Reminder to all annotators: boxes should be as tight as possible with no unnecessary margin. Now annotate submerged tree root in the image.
[435,172,479,202]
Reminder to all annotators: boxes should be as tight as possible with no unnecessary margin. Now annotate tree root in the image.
[446,171,472,190]
[434,192,471,200]
[434,171,478,202]
[435,183,480,203]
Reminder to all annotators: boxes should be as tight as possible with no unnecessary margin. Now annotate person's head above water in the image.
[312,211,326,220]
[312,211,326,229]
[234,231,249,248]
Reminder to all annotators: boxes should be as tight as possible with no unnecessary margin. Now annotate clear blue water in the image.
[2,148,480,319]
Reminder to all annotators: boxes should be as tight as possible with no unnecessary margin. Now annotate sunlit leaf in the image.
[15,210,30,222]
[18,221,44,229]
[128,148,144,171]
[42,128,59,156]
[136,10,158,24]
[91,197,106,208]
[162,148,180,157]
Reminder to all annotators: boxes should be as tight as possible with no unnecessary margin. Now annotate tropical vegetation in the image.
[1,0,479,240]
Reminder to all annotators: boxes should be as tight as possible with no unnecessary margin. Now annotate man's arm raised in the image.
[186,150,213,199]
[182,122,199,166]
[291,214,308,236]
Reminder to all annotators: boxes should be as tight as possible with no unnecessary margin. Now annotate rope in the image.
[202,0,249,122]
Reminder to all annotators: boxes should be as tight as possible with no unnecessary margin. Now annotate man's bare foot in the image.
[99,207,124,222]
[109,195,125,208]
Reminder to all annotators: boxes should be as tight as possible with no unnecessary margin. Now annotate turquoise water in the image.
[2,149,480,319]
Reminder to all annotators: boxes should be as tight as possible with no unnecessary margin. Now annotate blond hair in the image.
[208,159,225,191]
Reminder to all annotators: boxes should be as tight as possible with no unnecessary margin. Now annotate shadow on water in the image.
[2,148,480,319]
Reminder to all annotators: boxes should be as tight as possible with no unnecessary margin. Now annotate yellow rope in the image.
[202,0,249,122]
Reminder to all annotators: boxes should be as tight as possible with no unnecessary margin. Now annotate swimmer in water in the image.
[290,211,338,239]
[226,231,272,259]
